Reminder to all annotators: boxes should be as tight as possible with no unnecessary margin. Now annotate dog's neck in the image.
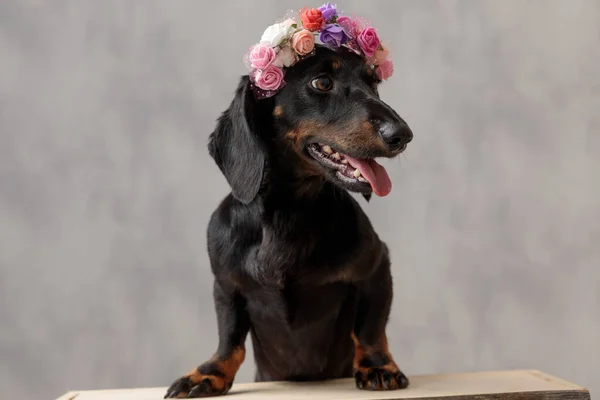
[262,142,342,203]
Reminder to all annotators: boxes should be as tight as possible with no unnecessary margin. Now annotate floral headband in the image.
[244,3,394,99]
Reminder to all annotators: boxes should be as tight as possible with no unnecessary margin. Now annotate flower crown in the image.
[244,3,394,99]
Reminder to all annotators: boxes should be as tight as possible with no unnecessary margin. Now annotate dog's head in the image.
[208,45,412,204]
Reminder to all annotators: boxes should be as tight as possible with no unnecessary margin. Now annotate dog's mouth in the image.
[306,143,392,197]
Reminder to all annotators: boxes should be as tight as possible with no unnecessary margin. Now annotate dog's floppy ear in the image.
[208,76,268,204]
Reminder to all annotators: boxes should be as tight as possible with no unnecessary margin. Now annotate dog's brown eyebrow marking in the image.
[331,58,342,69]
[273,106,284,118]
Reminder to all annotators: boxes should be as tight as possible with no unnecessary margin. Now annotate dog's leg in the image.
[352,253,409,391]
[165,280,250,398]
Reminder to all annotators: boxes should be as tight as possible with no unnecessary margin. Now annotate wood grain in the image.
[55,370,590,400]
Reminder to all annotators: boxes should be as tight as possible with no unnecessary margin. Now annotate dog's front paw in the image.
[354,366,409,390]
[164,371,232,398]
[351,333,409,391]
[165,348,245,398]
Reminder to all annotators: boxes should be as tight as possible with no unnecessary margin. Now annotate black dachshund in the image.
[165,44,413,398]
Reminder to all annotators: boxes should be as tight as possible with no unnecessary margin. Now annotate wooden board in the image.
[56,370,590,400]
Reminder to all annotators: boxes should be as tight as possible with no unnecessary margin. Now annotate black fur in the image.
[165,45,413,398]
[208,77,268,204]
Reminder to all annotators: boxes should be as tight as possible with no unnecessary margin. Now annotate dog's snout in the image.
[365,96,413,151]
[377,120,413,150]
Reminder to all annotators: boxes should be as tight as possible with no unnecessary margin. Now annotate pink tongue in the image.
[344,155,392,197]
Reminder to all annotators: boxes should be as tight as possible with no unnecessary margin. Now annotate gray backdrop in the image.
[1,0,598,398]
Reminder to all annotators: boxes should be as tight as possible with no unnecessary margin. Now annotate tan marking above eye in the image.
[331,58,342,69]
[273,106,284,117]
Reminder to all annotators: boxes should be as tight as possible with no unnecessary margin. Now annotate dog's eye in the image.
[310,75,333,92]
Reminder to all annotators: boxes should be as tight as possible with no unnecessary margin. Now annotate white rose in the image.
[260,22,294,47]
[282,18,297,28]
[273,46,297,68]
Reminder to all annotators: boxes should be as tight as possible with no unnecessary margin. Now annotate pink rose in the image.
[376,59,394,80]
[249,44,276,69]
[254,65,285,91]
[369,47,389,66]
[356,27,380,58]
[291,30,315,56]
[337,16,361,37]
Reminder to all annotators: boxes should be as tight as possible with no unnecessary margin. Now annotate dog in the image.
[164,37,413,398]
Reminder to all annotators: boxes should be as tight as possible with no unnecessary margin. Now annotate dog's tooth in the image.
[341,159,348,164]
[358,177,368,183]
[323,145,333,154]
[332,153,341,160]
[353,169,362,178]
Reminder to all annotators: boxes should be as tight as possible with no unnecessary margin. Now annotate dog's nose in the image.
[378,121,413,150]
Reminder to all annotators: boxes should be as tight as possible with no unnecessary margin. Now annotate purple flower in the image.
[319,24,348,47]
[318,2,338,22]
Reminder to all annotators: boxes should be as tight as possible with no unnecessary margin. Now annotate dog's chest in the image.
[241,241,362,327]
[243,279,354,328]
[246,221,378,288]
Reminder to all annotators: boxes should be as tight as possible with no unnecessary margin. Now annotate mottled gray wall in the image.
[1,0,599,398]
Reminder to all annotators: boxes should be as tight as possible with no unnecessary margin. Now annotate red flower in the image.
[300,8,324,31]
